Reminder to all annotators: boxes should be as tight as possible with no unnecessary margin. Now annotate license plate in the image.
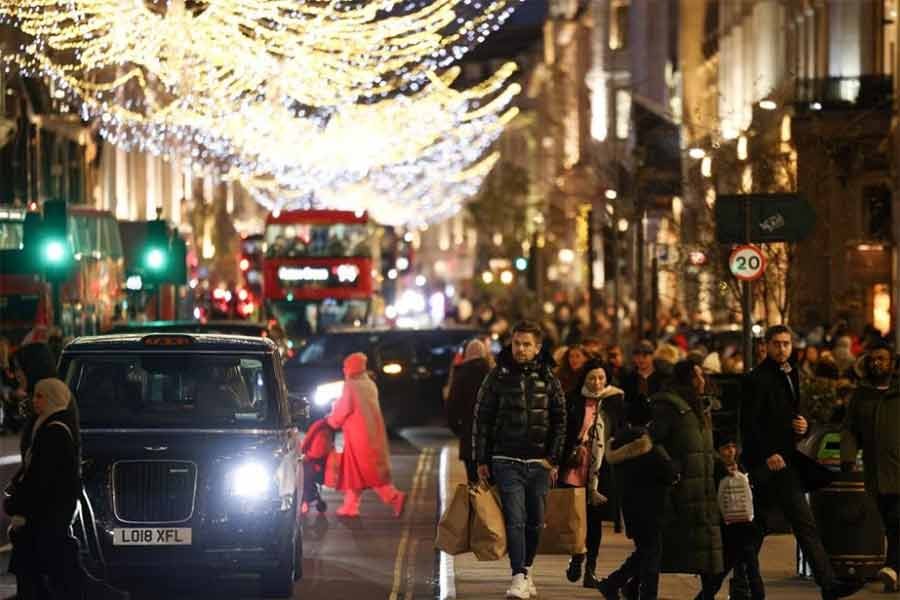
[113,527,192,546]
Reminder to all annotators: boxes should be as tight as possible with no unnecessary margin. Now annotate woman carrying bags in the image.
[560,361,625,588]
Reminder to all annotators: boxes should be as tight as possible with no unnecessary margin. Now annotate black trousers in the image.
[878,493,900,572]
[753,467,835,591]
[604,520,662,599]
[698,522,765,600]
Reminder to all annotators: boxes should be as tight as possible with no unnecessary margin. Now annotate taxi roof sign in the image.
[141,334,195,347]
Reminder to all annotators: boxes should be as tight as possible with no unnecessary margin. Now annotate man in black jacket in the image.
[474,321,567,600]
[742,325,860,600]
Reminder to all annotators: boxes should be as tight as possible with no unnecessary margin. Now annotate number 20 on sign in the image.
[728,245,766,281]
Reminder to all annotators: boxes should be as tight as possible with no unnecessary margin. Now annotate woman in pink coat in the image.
[327,352,406,518]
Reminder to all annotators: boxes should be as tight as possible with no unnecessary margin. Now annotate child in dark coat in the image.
[597,398,678,600]
[695,430,765,600]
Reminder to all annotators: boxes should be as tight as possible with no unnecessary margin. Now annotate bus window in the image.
[265,223,371,258]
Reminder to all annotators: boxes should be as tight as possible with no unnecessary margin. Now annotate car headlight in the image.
[313,380,343,408]
[228,462,273,499]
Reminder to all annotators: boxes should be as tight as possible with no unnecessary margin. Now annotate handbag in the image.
[324,449,342,489]
[435,483,470,555]
[536,486,587,555]
[469,483,507,561]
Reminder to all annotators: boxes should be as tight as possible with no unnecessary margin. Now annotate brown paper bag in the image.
[469,483,507,561]
[536,487,587,554]
[324,450,342,489]
[435,484,471,555]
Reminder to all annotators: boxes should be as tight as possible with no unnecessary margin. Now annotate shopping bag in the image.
[324,450,342,489]
[435,484,471,554]
[469,483,507,560]
[536,487,587,554]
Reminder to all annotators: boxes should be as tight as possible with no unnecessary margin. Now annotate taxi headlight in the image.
[313,380,344,407]
[229,462,273,498]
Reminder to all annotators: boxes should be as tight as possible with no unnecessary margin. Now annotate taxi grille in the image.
[113,461,197,523]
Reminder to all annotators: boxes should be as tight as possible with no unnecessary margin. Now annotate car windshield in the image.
[64,354,276,429]
[293,335,373,366]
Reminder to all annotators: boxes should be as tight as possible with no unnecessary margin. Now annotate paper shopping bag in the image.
[536,487,587,554]
[435,484,471,555]
[324,450,342,489]
[469,483,507,561]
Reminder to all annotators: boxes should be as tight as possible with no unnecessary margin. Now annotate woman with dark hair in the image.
[560,360,625,587]
[446,339,492,482]
[650,360,723,596]
[555,344,589,395]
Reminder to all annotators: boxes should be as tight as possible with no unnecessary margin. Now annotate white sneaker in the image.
[506,573,530,599]
[878,566,898,592]
[526,574,537,597]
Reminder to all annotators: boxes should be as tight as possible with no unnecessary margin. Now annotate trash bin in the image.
[800,428,886,581]
[811,470,886,581]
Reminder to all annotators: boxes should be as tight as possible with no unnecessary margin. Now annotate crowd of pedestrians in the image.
[444,319,899,600]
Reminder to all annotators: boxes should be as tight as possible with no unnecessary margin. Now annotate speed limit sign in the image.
[729,245,766,281]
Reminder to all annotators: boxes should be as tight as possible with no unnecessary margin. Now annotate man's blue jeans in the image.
[492,459,551,575]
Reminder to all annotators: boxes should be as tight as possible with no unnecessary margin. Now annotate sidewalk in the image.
[438,445,886,600]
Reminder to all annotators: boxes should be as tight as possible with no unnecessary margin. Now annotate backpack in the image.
[717,471,754,524]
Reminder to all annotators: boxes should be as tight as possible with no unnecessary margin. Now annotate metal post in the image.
[51,280,62,333]
[612,212,621,345]
[651,248,659,344]
[635,197,646,342]
[742,197,753,373]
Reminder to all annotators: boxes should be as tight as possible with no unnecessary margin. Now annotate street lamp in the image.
[688,147,706,160]
[605,189,618,200]
[500,270,514,285]
[759,99,777,110]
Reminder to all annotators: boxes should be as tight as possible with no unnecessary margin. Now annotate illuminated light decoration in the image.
[604,189,617,200]
[334,263,360,283]
[277,266,330,282]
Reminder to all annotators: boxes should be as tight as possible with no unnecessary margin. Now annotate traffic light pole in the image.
[51,280,62,332]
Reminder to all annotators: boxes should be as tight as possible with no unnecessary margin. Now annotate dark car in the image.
[59,333,304,597]
[285,327,481,428]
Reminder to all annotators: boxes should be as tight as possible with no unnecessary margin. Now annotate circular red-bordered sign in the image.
[729,245,766,281]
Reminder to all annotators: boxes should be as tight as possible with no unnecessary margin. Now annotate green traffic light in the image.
[44,239,67,264]
[146,247,166,271]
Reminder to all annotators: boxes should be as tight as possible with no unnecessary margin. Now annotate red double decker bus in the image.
[263,210,376,337]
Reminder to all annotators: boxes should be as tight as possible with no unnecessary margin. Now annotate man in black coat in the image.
[473,321,566,600]
[620,340,665,424]
[742,325,860,600]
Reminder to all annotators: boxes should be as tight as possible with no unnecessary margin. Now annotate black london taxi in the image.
[59,333,304,597]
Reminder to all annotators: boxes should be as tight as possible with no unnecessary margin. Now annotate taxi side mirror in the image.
[288,393,309,428]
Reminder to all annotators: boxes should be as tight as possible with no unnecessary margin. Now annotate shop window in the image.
[609,0,629,50]
[873,283,891,335]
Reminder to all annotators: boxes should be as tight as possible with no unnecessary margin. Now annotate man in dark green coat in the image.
[650,361,724,584]
[842,341,900,593]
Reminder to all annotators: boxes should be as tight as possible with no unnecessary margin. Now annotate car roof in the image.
[63,333,276,354]
[109,320,267,333]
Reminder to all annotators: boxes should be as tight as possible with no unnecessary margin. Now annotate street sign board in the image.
[715,194,816,243]
[729,245,766,281]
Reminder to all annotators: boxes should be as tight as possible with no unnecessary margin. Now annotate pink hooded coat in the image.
[326,353,392,491]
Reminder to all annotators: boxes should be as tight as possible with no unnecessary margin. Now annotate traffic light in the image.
[40,200,73,281]
[141,219,170,283]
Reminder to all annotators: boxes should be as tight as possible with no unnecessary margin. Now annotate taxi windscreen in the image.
[64,354,275,428]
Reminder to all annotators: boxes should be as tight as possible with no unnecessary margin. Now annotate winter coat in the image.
[620,368,666,416]
[742,357,807,471]
[7,409,81,577]
[473,347,567,466]
[446,357,491,462]
[650,390,724,575]
[327,373,392,491]
[606,426,678,532]
[842,379,900,495]
[562,386,625,516]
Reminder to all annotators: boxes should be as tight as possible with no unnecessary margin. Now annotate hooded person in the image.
[560,361,625,588]
[326,353,406,518]
[6,377,85,598]
[445,339,492,482]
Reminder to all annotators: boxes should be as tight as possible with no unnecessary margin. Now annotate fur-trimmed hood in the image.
[606,433,652,465]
